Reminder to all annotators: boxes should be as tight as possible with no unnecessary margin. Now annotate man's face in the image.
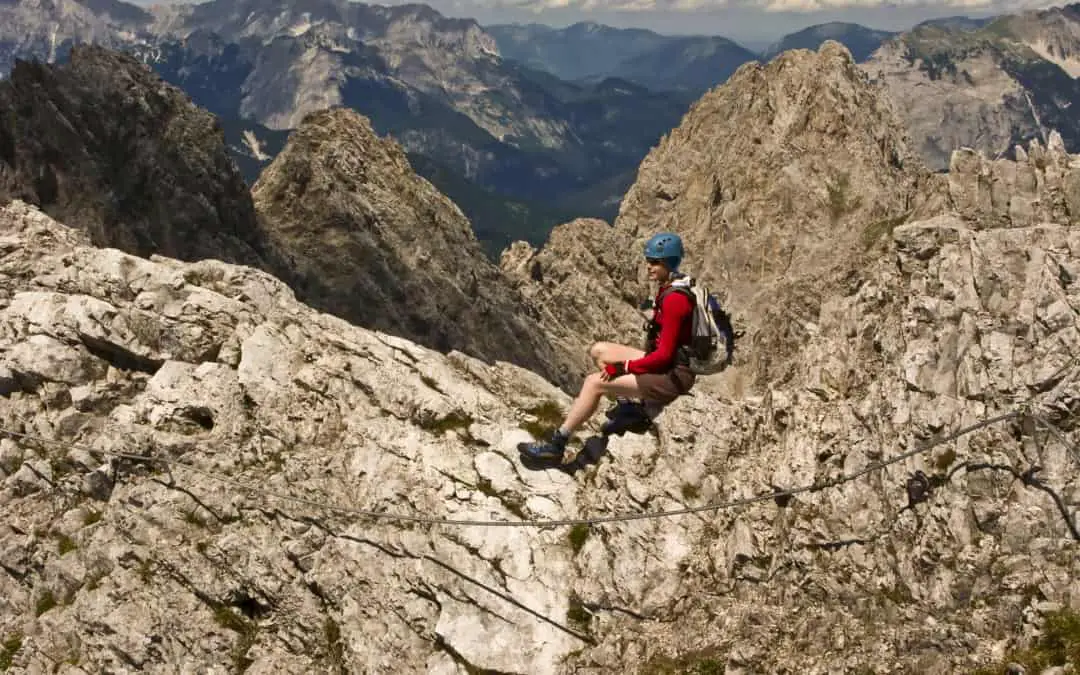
[646,258,669,282]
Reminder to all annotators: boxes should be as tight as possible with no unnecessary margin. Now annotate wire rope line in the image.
[0,409,1025,528]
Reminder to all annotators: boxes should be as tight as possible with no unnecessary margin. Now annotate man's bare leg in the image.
[589,342,645,369]
[520,371,645,460]
[561,371,644,434]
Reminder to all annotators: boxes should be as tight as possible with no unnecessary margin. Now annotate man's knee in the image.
[588,342,608,361]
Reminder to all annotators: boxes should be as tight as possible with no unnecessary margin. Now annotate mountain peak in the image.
[613,39,932,383]
[251,106,577,386]
[0,43,276,268]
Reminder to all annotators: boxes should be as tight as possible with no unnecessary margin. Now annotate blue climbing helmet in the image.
[643,232,684,271]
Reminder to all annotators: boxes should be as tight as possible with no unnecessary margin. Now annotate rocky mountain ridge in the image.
[0,143,1078,671]
[505,41,940,390]
[0,44,581,391]
[0,0,150,74]
[488,21,759,95]
[763,21,896,63]
[12,0,1080,256]
[0,19,1076,672]
[0,0,688,254]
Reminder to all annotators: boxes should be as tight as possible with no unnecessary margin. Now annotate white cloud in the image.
[502,0,725,12]
[493,0,1063,14]
[760,0,1050,12]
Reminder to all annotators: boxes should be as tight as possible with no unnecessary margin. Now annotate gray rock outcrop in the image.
[0,44,279,270]
[947,130,1080,228]
[0,37,1076,675]
[0,167,1078,672]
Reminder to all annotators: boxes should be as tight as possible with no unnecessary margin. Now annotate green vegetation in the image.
[214,607,257,672]
[475,477,529,519]
[35,591,56,617]
[324,616,345,671]
[214,606,250,633]
[419,375,444,394]
[416,410,475,435]
[861,213,909,250]
[56,534,77,556]
[566,594,592,634]
[408,152,579,259]
[900,21,1037,81]
[824,172,861,224]
[138,558,154,584]
[642,647,727,674]
[934,447,958,472]
[521,401,564,440]
[0,634,23,672]
[567,523,590,554]
[974,609,1080,674]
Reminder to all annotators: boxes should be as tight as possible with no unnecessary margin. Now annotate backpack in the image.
[663,276,739,375]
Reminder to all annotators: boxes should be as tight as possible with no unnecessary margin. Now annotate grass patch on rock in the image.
[35,591,56,617]
[56,534,77,556]
[566,593,592,634]
[0,634,22,672]
[521,401,564,439]
[641,646,726,674]
[861,213,908,249]
[567,523,589,554]
[416,410,475,435]
[973,608,1080,674]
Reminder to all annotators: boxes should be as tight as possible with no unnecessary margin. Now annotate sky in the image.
[377,0,1067,48]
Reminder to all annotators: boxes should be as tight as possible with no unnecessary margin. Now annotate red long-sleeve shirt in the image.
[626,285,694,374]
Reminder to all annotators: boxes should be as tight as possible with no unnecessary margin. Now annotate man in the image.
[520,232,697,462]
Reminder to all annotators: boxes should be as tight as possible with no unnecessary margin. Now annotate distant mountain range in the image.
[487,21,758,94]
[0,0,697,253]
[3,0,1080,253]
[763,22,897,63]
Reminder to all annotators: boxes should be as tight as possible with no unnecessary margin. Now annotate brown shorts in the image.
[635,366,696,406]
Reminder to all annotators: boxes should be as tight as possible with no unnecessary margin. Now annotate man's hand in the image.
[601,361,628,381]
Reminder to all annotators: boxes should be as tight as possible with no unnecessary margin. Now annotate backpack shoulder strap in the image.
[661,275,696,304]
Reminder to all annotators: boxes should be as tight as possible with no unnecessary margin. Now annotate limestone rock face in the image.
[508,42,942,388]
[0,30,1078,675]
[0,48,580,388]
[947,131,1080,228]
[861,35,1039,173]
[1,171,1078,672]
[862,5,1080,171]
[500,218,645,374]
[0,199,589,673]
[0,0,151,75]
[614,42,933,295]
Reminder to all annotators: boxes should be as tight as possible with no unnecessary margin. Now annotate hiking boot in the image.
[519,429,569,462]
